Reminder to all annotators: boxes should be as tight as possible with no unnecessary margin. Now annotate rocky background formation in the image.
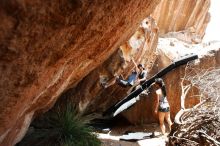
[0,0,217,145]
[152,0,210,43]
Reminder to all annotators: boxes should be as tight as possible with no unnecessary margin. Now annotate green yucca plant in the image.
[17,104,101,146]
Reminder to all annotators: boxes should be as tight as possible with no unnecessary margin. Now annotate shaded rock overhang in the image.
[0,0,161,145]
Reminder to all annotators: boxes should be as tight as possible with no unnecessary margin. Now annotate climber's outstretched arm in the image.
[131,58,138,72]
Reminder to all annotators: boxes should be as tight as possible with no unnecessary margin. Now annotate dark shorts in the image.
[158,107,170,112]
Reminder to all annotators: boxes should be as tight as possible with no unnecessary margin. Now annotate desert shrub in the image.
[169,67,220,146]
[17,104,101,146]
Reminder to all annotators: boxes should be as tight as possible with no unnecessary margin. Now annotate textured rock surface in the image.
[57,17,159,116]
[0,0,161,145]
[152,0,210,43]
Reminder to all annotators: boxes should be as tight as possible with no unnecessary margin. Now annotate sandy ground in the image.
[101,139,139,146]
[98,123,169,146]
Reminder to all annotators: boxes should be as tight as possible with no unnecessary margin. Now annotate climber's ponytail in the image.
[155,78,166,97]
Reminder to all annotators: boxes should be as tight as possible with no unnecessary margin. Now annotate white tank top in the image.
[156,89,169,109]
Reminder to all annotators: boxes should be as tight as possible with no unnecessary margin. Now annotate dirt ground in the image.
[101,139,139,146]
[109,123,160,135]
[99,123,169,146]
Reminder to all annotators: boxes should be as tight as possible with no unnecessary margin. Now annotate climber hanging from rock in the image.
[103,57,148,90]
[133,59,147,86]
[125,58,148,94]
[104,54,198,117]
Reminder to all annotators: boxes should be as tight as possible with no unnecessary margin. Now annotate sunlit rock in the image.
[152,0,211,43]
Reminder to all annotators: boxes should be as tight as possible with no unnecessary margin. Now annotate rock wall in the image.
[152,0,210,43]
[0,1,161,145]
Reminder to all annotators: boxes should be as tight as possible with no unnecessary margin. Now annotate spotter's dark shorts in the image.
[158,107,170,112]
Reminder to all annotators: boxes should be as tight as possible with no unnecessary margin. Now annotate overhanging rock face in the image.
[0,0,161,145]
[57,17,159,116]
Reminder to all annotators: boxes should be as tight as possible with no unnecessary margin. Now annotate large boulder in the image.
[0,0,161,145]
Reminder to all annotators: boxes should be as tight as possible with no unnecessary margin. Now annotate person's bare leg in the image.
[165,112,172,132]
[158,112,166,135]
